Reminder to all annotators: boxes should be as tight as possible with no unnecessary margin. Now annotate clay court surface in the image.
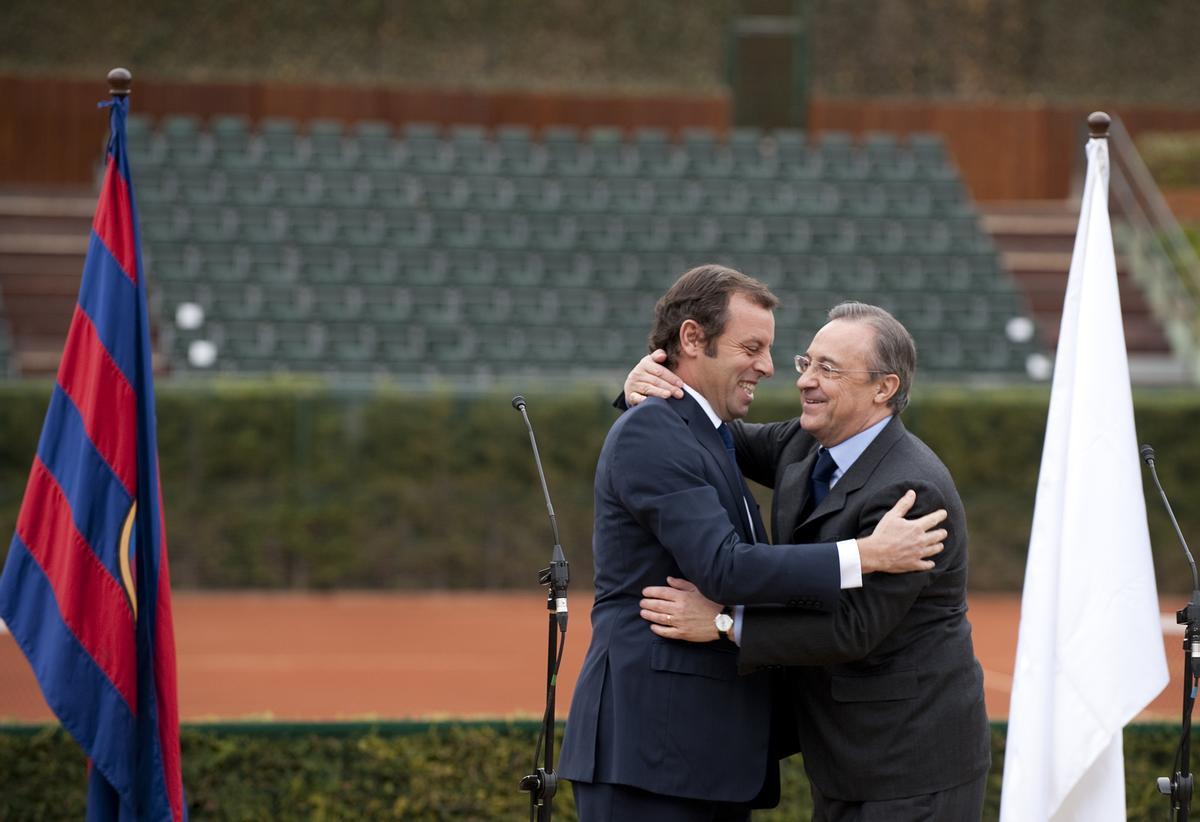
[0,592,1187,723]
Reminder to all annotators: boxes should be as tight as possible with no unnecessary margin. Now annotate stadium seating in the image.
[130,115,1042,381]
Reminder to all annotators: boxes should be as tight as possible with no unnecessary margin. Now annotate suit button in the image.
[787,600,798,607]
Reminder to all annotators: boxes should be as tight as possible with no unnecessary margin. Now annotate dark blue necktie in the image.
[717,423,738,471]
[718,423,755,540]
[809,448,837,507]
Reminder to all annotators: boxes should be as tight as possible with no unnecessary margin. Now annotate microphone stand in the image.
[1144,444,1198,821]
[513,396,570,822]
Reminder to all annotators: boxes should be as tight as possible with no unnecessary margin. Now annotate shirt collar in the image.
[681,383,724,430]
[825,415,893,483]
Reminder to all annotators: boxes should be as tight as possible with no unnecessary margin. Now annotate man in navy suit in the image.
[559,267,949,821]
[630,302,990,821]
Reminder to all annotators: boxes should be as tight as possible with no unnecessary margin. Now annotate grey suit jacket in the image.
[730,414,991,801]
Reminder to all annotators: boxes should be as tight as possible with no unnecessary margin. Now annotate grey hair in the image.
[826,301,917,413]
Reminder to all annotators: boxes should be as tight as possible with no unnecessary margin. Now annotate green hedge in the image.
[0,721,1183,820]
[2,381,1199,592]
[5,0,1200,102]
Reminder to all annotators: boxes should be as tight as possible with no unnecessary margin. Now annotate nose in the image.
[758,349,774,378]
[796,365,818,390]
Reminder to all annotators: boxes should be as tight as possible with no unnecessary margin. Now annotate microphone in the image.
[1141,443,1200,683]
[512,396,569,630]
[1141,443,1197,591]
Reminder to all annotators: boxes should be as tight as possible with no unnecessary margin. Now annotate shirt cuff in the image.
[732,604,744,646]
[838,539,863,589]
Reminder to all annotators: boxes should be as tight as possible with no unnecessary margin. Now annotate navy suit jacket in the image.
[559,393,843,802]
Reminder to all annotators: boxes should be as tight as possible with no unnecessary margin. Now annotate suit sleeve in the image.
[611,406,841,608]
[737,478,944,667]
[728,419,799,489]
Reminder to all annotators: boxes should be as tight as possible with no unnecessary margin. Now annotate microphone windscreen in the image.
[1140,444,1155,465]
[511,395,526,410]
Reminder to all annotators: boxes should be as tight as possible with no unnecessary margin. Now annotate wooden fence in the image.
[4,73,1200,201]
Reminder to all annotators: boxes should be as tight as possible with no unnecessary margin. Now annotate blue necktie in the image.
[717,423,738,471]
[718,423,755,541]
[809,448,837,507]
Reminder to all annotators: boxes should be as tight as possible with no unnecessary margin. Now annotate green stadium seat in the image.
[287,207,339,246]
[590,127,636,178]
[126,114,165,167]
[136,168,179,205]
[681,128,734,178]
[310,284,366,322]
[542,126,591,177]
[512,177,563,212]
[321,169,373,208]
[702,179,752,216]
[256,118,307,169]
[353,121,403,171]
[560,177,611,213]
[814,132,867,181]
[269,169,324,207]
[496,125,547,176]
[238,206,287,244]
[863,132,917,181]
[527,213,578,251]
[421,175,471,210]
[338,208,388,247]
[632,128,687,178]
[655,179,702,215]
[492,250,545,287]
[473,176,517,211]
[771,129,821,181]
[376,323,426,363]
[327,320,378,363]
[450,125,499,176]
[908,133,958,181]
[297,246,352,283]
[162,115,211,167]
[361,286,414,322]
[403,122,454,174]
[308,119,355,170]
[209,115,254,168]
[729,128,776,179]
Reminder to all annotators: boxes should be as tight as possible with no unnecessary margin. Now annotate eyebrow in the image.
[806,352,842,367]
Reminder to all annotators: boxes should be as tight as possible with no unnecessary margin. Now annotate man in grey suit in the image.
[630,302,990,821]
[560,271,951,821]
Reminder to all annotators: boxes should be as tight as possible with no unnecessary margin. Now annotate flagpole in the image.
[108,67,132,98]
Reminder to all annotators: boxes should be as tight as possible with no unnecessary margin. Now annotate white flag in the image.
[999,128,1170,821]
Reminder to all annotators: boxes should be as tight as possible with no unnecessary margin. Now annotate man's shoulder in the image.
[607,396,690,447]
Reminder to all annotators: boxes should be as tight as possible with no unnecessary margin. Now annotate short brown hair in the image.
[649,265,778,369]
[827,301,917,413]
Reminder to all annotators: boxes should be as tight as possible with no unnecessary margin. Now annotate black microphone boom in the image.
[512,394,571,822]
[1142,443,1198,591]
[1142,442,1200,821]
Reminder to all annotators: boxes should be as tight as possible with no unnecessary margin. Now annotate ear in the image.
[874,374,900,406]
[677,319,707,359]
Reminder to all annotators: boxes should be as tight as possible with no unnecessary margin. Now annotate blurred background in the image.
[1,0,1199,816]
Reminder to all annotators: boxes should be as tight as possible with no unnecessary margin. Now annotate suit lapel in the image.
[778,451,817,541]
[798,416,908,531]
[671,394,756,542]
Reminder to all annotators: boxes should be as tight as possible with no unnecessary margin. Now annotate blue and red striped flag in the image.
[0,91,186,820]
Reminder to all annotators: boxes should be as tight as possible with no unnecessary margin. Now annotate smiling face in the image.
[677,291,775,421]
[797,318,897,446]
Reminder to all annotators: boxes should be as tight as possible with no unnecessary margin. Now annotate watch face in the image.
[715,613,734,632]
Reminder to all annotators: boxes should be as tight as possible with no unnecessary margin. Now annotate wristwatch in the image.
[714,607,734,642]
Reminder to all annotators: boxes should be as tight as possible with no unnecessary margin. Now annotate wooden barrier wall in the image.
[4,74,1200,201]
[0,74,729,188]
